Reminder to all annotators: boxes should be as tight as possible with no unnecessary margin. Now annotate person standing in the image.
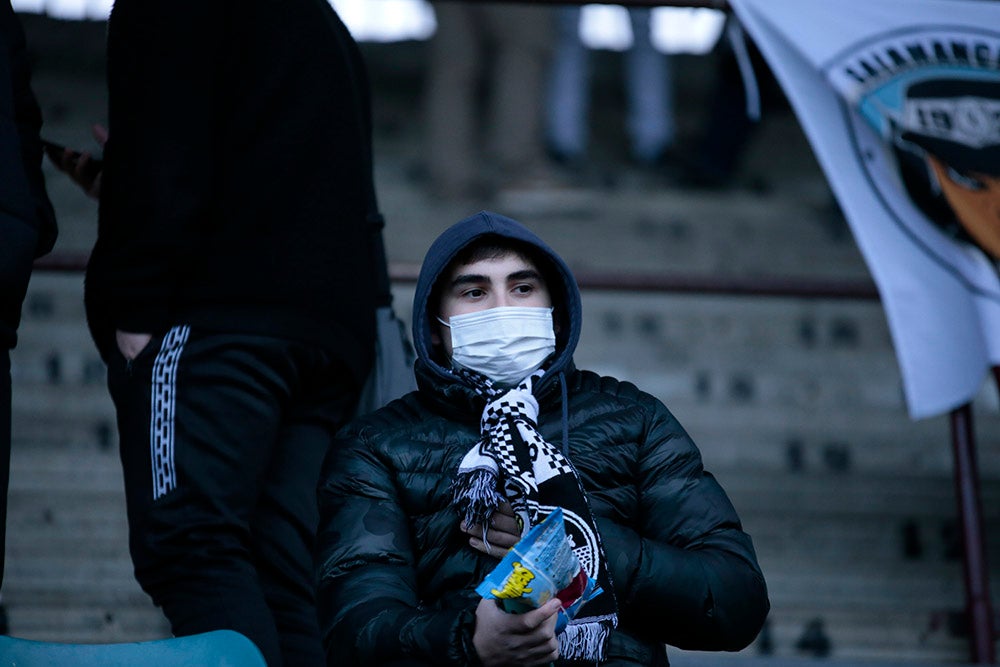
[423,2,555,200]
[86,1,379,664]
[546,6,676,168]
[0,0,57,590]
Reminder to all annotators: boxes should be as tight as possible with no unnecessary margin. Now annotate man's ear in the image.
[431,315,445,347]
[431,322,452,362]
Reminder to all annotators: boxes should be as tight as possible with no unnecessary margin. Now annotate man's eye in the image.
[463,288,485,298]
[945,166,987,192]
[513,284,534,294]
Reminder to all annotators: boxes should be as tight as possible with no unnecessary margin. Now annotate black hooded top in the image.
[316,211,769,666]
[411,210,582,395]
[84,0,376,379]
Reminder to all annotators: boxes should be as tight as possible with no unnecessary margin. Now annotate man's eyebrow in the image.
[448,268,542,288]
[449,273,489,289]
[507,269,542,282]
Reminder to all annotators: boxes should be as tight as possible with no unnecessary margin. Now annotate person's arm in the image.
[317,427,562,667]
[2,1,57,257]
[43,124,107,199]
[597,396,770,651]
[316,429,479,666]
[100,0,224,334]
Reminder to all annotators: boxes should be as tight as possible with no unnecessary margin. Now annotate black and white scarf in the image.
[452,368,618,662]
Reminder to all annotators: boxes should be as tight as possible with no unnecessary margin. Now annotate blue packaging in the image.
[475,507,602,633]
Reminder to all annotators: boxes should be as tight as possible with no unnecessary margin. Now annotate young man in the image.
[317,211,769,666]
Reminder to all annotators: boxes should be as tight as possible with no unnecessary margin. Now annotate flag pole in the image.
[950,398,996,663]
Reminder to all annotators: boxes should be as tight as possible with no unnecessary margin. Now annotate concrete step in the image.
[4,552,143,606]
[8,445,123,491]
[7,491,128,547]
[762,565,969,609]
[9,415,117,451]
[14,300,993,477]
[717,471,1000,518]
[757,608,975,663]
[575,298,898,372]
[10,385,116,449]
[746,516,1000,565]
[672,653,968,667]
[6,605,169,645]
[18,273,89,323]
[671,649,976,667]
[10,349,107,392]
[379,186,870,281]
[10,386,114,420]
[756,574,996,663]
[680,404,999,477]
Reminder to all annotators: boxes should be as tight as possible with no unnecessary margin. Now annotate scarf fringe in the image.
[452,467,503,529]
[558,620,613,662]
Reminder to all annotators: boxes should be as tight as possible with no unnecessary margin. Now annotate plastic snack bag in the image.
[475,507,602,633]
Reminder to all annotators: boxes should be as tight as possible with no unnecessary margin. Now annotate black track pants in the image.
[108,327,358,667]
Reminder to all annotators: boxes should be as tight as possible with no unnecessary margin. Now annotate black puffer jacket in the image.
[316,212,769,665]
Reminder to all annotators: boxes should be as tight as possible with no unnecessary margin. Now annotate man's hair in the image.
[449,236,550,277]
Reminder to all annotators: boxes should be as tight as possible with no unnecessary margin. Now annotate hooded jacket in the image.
[316,211,769,665]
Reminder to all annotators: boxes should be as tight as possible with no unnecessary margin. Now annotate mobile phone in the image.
[41,138,103,181]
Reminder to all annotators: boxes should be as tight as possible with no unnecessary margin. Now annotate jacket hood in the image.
[412,211,582,391]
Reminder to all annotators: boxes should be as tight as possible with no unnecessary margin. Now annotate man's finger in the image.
[468,536,494,556]
[520,598,563,631]
[92,123,109,146]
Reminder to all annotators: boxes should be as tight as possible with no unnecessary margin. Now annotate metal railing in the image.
[35,254,881,301]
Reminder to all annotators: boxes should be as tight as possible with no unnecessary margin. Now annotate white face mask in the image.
[440,306,556,387]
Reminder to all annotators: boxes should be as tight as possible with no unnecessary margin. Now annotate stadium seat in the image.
[0,629,265,666]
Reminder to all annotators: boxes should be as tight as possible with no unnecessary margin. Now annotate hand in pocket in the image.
[116,330,153,361]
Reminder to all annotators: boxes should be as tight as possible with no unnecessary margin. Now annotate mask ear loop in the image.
[559,372,570,457]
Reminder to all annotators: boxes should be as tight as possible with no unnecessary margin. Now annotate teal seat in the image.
[0,629,266,666]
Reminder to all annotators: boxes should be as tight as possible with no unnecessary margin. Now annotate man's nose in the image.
[495,293,515,308]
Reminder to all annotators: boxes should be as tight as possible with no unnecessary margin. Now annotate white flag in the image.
[729,0,1000,419]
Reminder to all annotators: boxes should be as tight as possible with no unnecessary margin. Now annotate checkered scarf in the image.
[451,368,617,662]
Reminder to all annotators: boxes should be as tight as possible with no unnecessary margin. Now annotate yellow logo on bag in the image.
[491,561,535,599]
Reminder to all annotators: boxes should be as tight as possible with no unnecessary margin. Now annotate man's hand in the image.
[462,501,522,557]
[45,124,108,199]
[472,597,561,667]
[116,330,153,361]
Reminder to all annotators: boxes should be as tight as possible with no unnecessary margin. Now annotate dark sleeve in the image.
[2,3,56,257]
[598,398,770,651]
[0,3,56,347]
[100,0,223,332]
[315,428,480,667]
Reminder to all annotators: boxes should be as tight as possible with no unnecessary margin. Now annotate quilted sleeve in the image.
[595,392,770,651]
[315,426,479,666]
